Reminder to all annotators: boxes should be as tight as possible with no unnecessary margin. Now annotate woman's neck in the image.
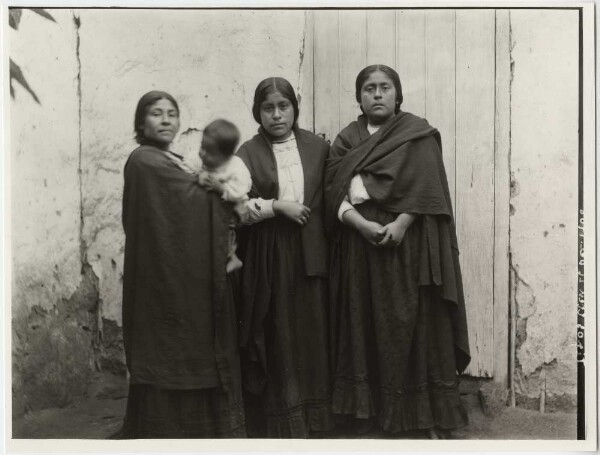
[367,123,381,135]
[272,131,295,143]
[261,126,295,143]
[367,114,395,129]
[142,138,171,151]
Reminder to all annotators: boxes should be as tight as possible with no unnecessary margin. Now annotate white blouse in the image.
[245,132,304,224]
[337,123,380,221]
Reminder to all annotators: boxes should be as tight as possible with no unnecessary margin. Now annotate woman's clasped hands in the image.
[358,214,415,248]
[376,219,407,247]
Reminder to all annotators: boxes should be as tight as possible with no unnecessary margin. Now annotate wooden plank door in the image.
[312,8,509,380]
[455,10,496,377]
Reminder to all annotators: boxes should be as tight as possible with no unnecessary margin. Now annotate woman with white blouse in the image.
[236,77,333,438]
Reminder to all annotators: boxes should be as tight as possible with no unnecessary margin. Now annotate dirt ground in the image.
[12,374,576,440]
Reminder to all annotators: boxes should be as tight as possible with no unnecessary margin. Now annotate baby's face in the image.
[199,146,228,170]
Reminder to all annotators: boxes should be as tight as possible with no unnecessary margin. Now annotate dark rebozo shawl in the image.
[235,127,329,391]
[122,145,240,391]
[324,113,471,373]
[236,126,329,278]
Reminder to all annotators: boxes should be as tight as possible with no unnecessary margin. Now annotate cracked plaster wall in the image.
[509,10,579,409]
[10,10,99,417]
[12,8,580,416]
[12,9,310,414]
[78,9,310,326]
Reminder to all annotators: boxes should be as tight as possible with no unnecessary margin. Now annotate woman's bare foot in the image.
[226,254,243,273]
[438,428,454,439]
[426,427,453,439]
[427,427,441,439]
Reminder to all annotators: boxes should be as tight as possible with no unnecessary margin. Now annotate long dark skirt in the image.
[240,219,334,438]
[118,384,245,438]
[117,273,246,439]
[330,201,468,433]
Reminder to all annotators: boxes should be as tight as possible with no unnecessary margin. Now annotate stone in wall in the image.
[509,10,579,410]
[10,9,100,416]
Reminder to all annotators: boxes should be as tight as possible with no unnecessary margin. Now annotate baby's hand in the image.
[198,171,224,194]
[208,176,225,194]
[198,170,211,188]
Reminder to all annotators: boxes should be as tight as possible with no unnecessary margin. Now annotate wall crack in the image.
[508,9,516,407]
[74,12,84,266]
[296,12,307,101]
[180,127,201,137]
[73,11,104,367]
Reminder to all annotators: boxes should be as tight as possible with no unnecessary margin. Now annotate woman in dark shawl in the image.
[117,91,245,438]
[324,65,470,438]
[236,77,334,438]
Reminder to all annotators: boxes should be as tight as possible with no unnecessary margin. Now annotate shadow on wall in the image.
[10,8,127,419]
[9,8,56,102]
[12,264,126,419]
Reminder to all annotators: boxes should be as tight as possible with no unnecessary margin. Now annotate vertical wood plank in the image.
[455,9,496,377]
[425,10,456,217]
[313,10,340,143]
[366,10,396,66]
[339,10,367,131]
[298,10,314,132]
[493,9,511,386]
[396,10,426,117]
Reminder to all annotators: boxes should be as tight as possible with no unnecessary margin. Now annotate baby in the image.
[198,119,252,273]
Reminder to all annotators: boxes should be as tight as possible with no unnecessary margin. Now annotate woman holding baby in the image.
[118,91,245,438]
[119,84,333,439]
[119,64,470,439]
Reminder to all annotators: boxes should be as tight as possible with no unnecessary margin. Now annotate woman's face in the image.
[259,91,295,140]
[141,98,180,149]
[359,70,397,126]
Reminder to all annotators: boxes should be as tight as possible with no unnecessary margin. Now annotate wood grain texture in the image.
[425,10,456,217]
[493,9,511,386]
[313,10,340,143]
[313,8,501,378]
[366,10,396,67]
[455,9,496,377]
[396,10,426,117]
[339,10,367,131]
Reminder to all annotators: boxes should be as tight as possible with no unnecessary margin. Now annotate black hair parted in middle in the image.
[355,64,403,114]
[252,77,300,127]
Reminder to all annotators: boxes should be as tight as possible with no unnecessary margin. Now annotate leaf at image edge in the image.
[29,8,56,23]
[9,58,40,104]
[9,8,22,30]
